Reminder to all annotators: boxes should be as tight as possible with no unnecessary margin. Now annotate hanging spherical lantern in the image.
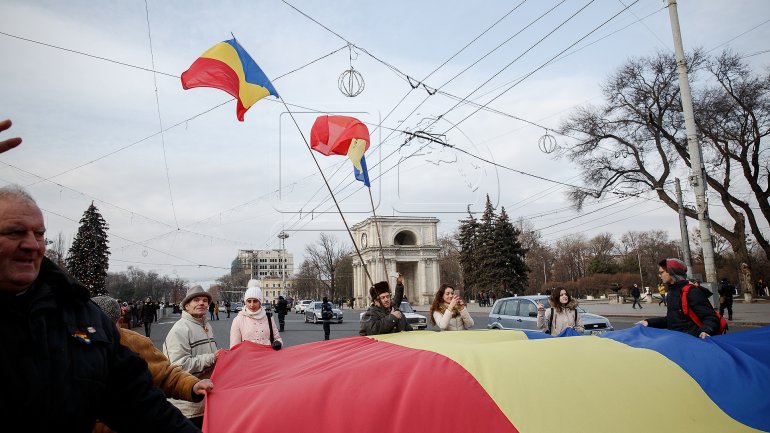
[338,67,365,97]
[538,130,557,154]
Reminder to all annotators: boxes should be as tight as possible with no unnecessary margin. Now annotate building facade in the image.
[237,249,293,280]
[350,216,440,307]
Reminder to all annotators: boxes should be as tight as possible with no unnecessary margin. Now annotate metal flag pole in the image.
[277,98,374,287]
[368,188,388,279]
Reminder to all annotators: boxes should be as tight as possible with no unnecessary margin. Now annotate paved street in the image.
[145,299,765,350]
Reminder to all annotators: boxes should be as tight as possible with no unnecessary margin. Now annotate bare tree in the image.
[294,260,320,299]
[44,231,68,268]
[516,218,555,294]
[552,234,588,282]
[305,233,350,301]
[558,50,769,294]
[438,232,462,288]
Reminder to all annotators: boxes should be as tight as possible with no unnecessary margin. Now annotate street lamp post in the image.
[278,231,289,298]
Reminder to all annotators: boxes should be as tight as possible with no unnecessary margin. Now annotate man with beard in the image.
[359,274,412,336]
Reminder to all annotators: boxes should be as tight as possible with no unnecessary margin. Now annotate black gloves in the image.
[271,340,282,351]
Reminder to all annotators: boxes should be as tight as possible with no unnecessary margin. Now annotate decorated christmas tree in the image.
[66,202,110,296]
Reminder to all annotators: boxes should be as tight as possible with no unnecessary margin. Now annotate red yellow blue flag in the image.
[205,326,770,432]
[309,116,371,187]
[181,38,278,121]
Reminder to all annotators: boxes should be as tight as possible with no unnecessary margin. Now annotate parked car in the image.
[358,301,428,330]
[487,295,613,335]
[294,299,313,314]
[230,302,243,313]
[305,301,343,324]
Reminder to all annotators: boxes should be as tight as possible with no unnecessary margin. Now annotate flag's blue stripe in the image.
[225,38,279,97]
[354,155,370,187]
[603,325,770,431]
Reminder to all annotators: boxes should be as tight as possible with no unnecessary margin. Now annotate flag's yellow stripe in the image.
[200,42,270,108]
[346,138,367,171]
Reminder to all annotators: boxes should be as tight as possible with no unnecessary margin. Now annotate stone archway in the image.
[350,216,440,307]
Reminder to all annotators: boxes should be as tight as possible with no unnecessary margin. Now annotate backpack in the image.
[547,308,578,335]
[681,284,728,335]
[321,302,333,321]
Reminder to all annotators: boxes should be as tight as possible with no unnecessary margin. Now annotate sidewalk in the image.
[459,298,770,326]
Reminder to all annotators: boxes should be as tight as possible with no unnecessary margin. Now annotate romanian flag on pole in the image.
[204,326,770,433]
[181,38,278,121]
[309,115,371,187]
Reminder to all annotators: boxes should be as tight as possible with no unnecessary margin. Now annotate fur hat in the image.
[182,285,212,307]
[92,295,121,323]
[369,281,390,301]
[660,258,688,282]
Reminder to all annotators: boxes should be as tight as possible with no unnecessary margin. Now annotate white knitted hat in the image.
[244,279,262,302]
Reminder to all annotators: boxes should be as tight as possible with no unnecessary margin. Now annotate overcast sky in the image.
[2,0,769,284]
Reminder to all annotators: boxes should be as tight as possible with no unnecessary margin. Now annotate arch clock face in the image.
[361,233,368,248]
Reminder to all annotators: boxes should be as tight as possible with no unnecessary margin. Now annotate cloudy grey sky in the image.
[2,0,768,284]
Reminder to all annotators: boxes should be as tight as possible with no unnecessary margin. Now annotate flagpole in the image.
[277,98,374,287]
[368,189,388,279]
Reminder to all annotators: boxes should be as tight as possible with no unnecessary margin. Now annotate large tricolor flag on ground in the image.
[204,326,770,432]
[310,115,371,187]
[181,38,278,121]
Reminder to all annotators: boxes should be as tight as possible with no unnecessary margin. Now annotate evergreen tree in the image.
[456,208,479,295]
[493,207,529,293]
[474,195,498,292]
[66,202,110,296]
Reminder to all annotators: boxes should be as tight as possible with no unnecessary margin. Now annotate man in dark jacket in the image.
[321,296,333,340]
[630,284,642,309]
[0,185,198,433]
[275,295,289,332]
[359,274,412,336]
[141,296,158,337]
[639,258,720,339]
[718,278,734,320]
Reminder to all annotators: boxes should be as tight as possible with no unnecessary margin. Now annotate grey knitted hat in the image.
[92,295,121,323]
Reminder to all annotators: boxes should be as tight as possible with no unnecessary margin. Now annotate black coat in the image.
[646,280,720,336]
[630,286,641,298]
[275,298,289,316]
[0,258,197,433]
[359,283,412,336]
[718,281,734,305]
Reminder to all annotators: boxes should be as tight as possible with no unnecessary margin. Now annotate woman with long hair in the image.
[429,284,474,331]
[537,287,584,335]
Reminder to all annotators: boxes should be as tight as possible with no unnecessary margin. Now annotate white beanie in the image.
[244,279,262,302]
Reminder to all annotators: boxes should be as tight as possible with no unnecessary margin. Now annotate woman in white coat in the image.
[229,280,282,349]
[429,284,474,331]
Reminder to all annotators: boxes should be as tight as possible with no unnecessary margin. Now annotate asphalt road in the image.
[145,308,754,350]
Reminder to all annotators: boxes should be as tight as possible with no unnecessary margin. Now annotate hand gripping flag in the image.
[310,115,371,187]
[181,38,278,121]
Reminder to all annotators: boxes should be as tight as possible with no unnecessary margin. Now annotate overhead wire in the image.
[263,0,651,247]
[144,0,179,229]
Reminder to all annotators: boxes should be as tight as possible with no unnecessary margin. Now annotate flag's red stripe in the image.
[205,337,518,433]
[181,57,248,120]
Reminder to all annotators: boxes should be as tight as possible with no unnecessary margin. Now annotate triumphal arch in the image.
[351,216,440,307]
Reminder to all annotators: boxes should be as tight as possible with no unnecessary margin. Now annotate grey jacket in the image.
[163,310,218,418]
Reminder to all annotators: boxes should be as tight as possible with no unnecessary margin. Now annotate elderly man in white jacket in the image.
[164,285,223,429]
